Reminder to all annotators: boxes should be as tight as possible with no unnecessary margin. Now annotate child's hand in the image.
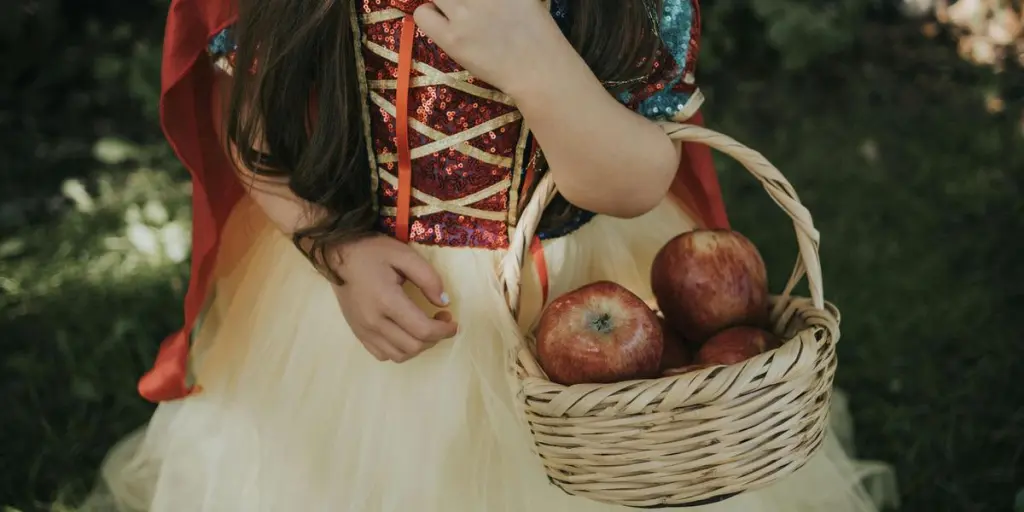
[331,236,458,363]
[413,0,572,95]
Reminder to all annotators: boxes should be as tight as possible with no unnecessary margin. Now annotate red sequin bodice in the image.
[357,1,530,249]
[206,0,705,249]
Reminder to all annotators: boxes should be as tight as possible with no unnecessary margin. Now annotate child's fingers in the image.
[384,291,458,344]
[360,332,404,362]
[377,318,427,357]
[423,0,455,15]
[390,248,450,308]
[413,3,449,34]
[359,338,389,362]
[433,311,459,336]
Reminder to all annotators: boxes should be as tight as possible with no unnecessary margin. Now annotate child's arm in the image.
[210,74,457,362]
[230,165,325,240]
[415,3,680,219]
[509,52,679,219]
[210,74,325,237]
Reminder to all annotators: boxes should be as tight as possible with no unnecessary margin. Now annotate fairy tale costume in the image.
[86,0,898,510]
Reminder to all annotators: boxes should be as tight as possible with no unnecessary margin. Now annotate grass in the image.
[2,13,1023,512]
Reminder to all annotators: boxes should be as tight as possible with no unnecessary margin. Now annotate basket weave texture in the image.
[496,123,842,508]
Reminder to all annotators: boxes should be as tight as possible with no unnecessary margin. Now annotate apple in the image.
[651,229,770,343]
[695,326,780,366]
[658,317,692,371]
[536,281,663,385]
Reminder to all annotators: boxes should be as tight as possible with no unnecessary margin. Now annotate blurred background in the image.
[1,0,1022,510]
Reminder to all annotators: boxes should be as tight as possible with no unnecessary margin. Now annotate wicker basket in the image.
[496,123,841,508]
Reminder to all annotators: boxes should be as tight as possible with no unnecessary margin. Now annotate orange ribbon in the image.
[395,15,416,242]
[530,236,549,306]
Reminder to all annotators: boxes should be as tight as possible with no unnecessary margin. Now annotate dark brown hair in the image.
[227,0,664,279]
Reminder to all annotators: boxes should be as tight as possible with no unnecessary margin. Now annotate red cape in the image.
[139,0,730,403]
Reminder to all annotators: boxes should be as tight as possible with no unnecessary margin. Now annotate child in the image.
[87,0,897,510]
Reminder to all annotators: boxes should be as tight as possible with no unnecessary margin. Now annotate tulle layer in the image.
[84,198,897,511]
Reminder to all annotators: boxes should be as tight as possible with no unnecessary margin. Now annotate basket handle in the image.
[499,122,824,321]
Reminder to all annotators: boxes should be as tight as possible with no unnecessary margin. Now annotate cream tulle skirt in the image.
[83,198,898,512]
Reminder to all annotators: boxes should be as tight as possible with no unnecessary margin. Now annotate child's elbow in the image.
[607,150,679,218]
[554,153,677,219]
[562,186,667,220]
[604,188,667,219]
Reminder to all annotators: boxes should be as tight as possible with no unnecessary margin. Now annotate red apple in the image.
[536,281,663,385]
[651,229,770,343]
[695,326,780,366]
[658,317,692,371]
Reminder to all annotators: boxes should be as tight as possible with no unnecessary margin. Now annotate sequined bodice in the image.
[356,1,530,249]
[208,0,704,250]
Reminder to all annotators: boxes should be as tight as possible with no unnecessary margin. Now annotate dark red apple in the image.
[651,229,770,343]
[695,326,780,366]
[658,317,692,371]
[536,281,663,385]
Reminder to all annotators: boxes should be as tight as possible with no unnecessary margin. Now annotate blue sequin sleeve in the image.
[618,0,703,122]
[208,27,238,75]
[208,27,236,57]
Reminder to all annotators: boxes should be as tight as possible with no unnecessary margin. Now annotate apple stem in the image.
[586,312,615,335]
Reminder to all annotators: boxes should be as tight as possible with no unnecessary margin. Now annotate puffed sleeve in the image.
[617,0,704,123]
[208,26,238,76]
[619,0,730,230]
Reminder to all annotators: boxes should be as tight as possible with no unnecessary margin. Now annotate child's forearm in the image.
[509,42,679,219]
[235,171,325,237]
[211,74,325,237]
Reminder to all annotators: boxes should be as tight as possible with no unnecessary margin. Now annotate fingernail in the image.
[440,292,450,306]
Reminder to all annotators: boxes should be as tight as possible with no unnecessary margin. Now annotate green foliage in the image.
[753,0,875,66]
[0,0,169,215]
[700,0,880,71]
